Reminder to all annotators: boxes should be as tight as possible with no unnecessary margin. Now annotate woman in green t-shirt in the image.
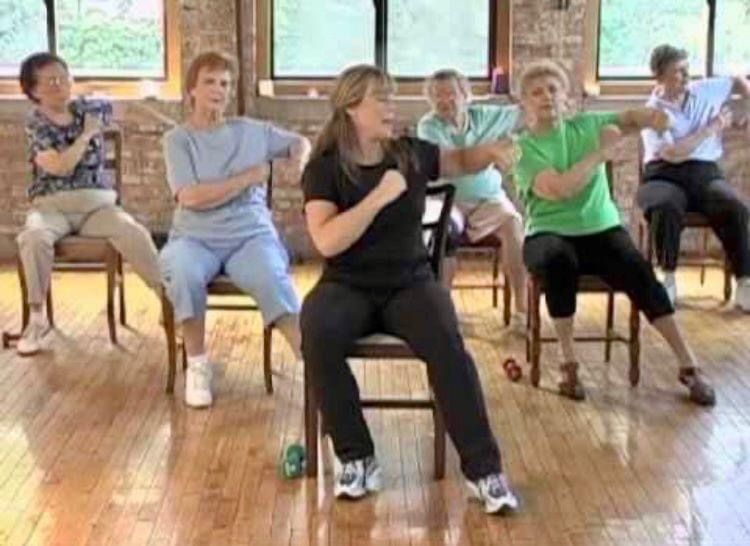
[513,60,715,406]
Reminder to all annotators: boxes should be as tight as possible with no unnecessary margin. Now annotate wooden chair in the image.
[525,162,642,389]
[636,139,732,302]
[304,183,456,480]
[453,234,511,324]
[3,129,126,349]
[161,165,279,395]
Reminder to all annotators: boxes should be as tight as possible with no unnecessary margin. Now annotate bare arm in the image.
[656,109,729,163]
[440,138,519,178]
[616,107,670,134]
[288,135,312,167]
[532,150,605,201]
[532,125,620,201]
[34,114,101,176]
[305,169,406,257]
[176,163,269,210]
[733,75,750,98]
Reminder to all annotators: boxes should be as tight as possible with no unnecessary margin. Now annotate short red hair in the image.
[184,51,236,102]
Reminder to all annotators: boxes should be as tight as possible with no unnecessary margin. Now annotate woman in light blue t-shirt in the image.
[160,52,310,408]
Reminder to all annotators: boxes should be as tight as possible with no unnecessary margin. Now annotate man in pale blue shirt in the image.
[637,44,750,310]
[418,69,526,329]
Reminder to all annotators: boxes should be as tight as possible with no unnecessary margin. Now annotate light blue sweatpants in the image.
[159,226,299,326]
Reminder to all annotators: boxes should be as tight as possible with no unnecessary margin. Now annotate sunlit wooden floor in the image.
[1,261,750,546]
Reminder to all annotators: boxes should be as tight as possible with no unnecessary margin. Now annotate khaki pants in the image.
[17,188,160,306]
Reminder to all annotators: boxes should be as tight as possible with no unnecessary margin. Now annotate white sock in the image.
[663,271,676,285]
[187,353,208,368]
[30,310,45,324]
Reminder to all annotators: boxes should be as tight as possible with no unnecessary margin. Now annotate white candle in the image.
[139,79,159,100]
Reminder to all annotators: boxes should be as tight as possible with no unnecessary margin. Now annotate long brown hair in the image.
[311,64,416,184]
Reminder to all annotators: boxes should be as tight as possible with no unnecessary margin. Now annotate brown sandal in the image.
[558,361,586,401]
[678,367,716,407]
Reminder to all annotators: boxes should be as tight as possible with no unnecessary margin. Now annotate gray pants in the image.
[17,188,161,306]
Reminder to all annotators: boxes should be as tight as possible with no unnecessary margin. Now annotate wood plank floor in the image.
[1,262,750,546]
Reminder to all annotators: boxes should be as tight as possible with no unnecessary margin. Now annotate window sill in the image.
[257,79,496,99]
[0,80,182,102]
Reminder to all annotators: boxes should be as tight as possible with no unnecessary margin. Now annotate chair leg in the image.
[181,340,187,371]
[628,302,641,387]
[433,401,446,480]
[724,259,732,302]
[161,295,177,394]
[4,258,29,346]
[18,257,30,331]
[604,291,614,363]
[117,254,126,326]
[46,282,54,328]
[492,247,500,309]
[529,279,541,388]
[700,229,708,286]
[105,246,117,344]
[638,221,646,258]
[502,274,511,326]
[304,361,318,478]
[525,285,531,363]
[263,326,273,394]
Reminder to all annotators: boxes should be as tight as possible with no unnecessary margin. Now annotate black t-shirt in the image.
[302,136,441,288]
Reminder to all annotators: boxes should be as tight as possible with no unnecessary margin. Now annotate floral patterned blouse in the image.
[25,98,112,199]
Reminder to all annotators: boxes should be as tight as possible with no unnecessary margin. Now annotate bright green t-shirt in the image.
[513,111,621,237]
[417,104,520,202]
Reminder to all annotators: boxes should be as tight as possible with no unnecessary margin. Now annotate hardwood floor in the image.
[1,262,749,545]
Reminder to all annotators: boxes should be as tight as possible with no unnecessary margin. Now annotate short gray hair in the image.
[515,60,570,97]
[649,44,688,78]
[423,68,471,100]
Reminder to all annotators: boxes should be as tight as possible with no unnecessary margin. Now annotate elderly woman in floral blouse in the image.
[15,52,160,356]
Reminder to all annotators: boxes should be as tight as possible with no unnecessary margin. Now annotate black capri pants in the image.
[523,226,673,321]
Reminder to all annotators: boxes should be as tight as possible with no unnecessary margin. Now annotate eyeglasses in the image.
[38,75,73,88]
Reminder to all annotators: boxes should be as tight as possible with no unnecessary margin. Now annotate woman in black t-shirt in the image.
[301,64,520,514]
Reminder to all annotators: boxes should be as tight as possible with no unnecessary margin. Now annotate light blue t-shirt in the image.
[642,77,733,164]
[163,117,298,242]
[417,104,521,202]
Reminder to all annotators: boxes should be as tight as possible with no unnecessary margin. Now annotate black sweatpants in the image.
[523,227,673,321]
[300,278,501,481]
[637,176,750,276]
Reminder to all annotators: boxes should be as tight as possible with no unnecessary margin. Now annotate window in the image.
[273,0,375,77]
[597,0,749,80]
[387,0,490,77]
[271,0,499,80]
[0,0,166,80]
[0,1,47,77]
[714,0,750,75]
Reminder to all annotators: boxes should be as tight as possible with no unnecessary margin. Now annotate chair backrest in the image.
[29,127,123,204]
[265,161,274,209]
[102,129,123,204]
[423,183,456,281]
[636,136,645,186]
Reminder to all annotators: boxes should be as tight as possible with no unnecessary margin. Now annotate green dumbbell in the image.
[280,443,306,479]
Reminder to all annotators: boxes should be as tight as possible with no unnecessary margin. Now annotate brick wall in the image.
[1,0,748,263]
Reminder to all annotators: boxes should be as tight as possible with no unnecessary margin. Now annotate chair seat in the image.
[577,275,613,292]
[350,333,414,359]
[640,210,710,228]
[207,275,244,295]
[54,235,111,263]
[459,232,502,249]
[684,212,711,227]
[532,274,613,293]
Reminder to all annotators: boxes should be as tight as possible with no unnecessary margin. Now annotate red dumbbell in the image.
[502,357,522,382]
